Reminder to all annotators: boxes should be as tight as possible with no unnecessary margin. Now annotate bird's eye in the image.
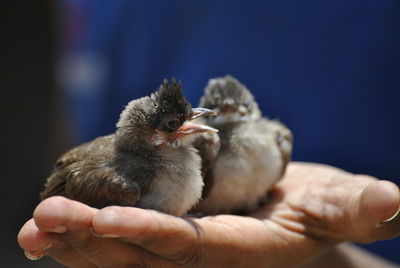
[164,118,180,131]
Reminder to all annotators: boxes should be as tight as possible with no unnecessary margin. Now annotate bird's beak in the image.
[177,122,218,135]
[177,108,218,135]
[219,98,237,114]
[190,107,218,120]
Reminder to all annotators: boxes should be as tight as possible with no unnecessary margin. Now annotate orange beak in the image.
[177,107,218,135]
[177,122,218,135]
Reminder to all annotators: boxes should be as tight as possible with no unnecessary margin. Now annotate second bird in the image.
[193,75,293,215]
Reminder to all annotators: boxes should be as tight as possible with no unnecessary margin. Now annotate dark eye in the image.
[164,118,180,131]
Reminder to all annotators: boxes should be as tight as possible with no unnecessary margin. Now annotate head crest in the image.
[150,78,192,122]
[152,78,184,105]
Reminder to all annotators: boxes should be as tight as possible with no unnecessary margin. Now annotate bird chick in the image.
[192,75,292,215]
[40,79,217,216]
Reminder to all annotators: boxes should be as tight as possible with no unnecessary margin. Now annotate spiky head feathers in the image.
[150,78,192,123]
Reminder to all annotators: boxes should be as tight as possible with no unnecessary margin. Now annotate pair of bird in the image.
[40,76,292,216]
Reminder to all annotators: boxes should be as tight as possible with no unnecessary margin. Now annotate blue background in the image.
[59,0,400,263]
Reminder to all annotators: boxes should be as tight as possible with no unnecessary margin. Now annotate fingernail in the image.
[90,227,120,238]
[25,250,44,260]
[45,225,67,233]
[24,243,53,260]
[381,206,400,223]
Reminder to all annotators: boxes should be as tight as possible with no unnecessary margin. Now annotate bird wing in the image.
[40,141,93,199]
[193,131,221,199]
[40,135,141,208]
[257,119,293,176]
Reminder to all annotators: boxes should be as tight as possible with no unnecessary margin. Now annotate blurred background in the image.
[2,0,399,267]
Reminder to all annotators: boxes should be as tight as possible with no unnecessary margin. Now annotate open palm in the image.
[18,162,400,267]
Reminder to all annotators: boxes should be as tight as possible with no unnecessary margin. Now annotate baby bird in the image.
[193,75,292,215]
[40,79,217,216]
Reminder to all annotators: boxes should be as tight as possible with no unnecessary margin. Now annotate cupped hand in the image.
[18,162,400,268]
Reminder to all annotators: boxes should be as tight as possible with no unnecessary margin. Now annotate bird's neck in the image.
[114,128,156,153]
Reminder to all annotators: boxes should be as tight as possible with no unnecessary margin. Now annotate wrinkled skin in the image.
[18,162,400,268]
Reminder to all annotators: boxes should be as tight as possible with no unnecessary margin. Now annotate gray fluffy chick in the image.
[192,75,292,215]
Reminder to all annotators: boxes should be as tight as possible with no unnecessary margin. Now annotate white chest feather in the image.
[196,124,283,214]
[137,147,204,216]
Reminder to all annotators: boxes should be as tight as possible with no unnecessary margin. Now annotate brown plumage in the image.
[41,79,217,216]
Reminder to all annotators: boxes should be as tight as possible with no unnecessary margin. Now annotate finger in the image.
[360,180,400,240]
[18,219,54,254]
[353,180,400,242]
[92,206,272,267]
[33,196,98,233]
[92,207,201,265]
[34,196,113,266]
[35,197,180,267]
[18,218,95,267]
[282,165,400,243]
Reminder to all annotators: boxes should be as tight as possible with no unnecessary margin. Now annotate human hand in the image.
[18,162,400,267]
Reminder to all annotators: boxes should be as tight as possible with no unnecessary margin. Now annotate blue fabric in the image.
[60,0,400,262]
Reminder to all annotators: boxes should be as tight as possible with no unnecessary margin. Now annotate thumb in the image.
[350,179,400,242]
